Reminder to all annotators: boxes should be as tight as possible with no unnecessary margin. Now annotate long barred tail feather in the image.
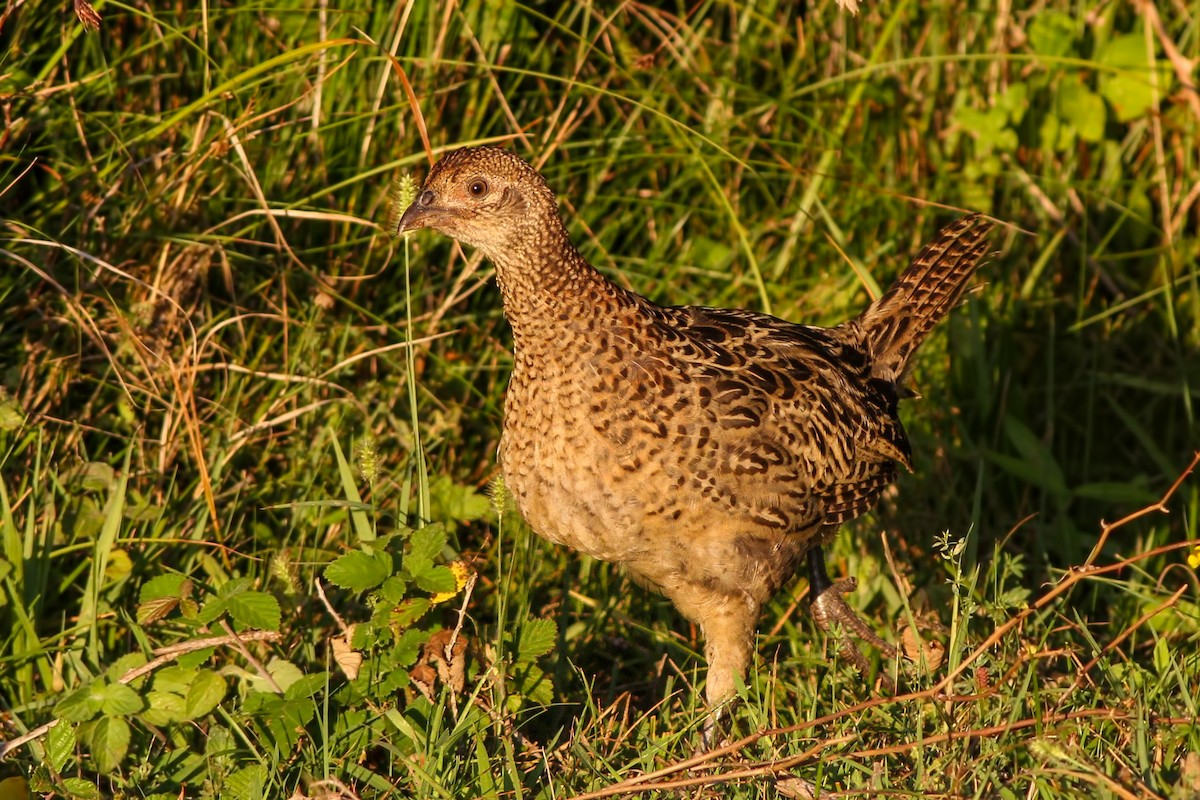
[855,214,995,384]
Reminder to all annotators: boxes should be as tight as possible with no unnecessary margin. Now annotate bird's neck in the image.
[489,221,634,351]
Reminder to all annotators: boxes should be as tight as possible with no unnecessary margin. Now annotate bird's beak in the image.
[393,199,432,237]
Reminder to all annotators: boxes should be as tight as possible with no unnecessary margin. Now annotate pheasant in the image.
[394,145,993,713]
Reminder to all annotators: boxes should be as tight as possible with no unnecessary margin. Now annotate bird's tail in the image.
[855,213,995,384]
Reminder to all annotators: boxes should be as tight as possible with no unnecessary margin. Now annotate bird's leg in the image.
[807,547,899,688]
[694,600,756,751]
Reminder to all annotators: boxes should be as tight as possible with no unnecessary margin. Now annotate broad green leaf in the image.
[153,666,198,695]
[89,716,130,774]
[217,576,253,599]
[96,682,143,716]
[59,778,100,800]
[415,565,456,594]
[142,690,188,726]
[516,619,557,663]
[224,764,267,800]
[284,671,330,700]
[225,590,281,631]
[267,659,306,693]
[54,685,102,722]
[408,524,447,567]
[46,721,75,773]
[325,550,391,592]
[391,598,430,629]
[106,652,148,684]
[183,671,226,719]
[1098,31,1172,122]
[429,476,493,522]
[139,573,187,602]
[1057,79,1105,143]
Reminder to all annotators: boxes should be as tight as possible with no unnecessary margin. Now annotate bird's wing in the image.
[607,302,911,532]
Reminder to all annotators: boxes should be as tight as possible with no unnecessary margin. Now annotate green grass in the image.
[2,0,1198,797]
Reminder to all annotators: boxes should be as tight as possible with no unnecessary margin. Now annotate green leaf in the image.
[515,619,557,664]
[106,652,148,684]
[325,550,391,592]
[284,671,330,700]
[88,716,130,774]
[1098,31,1172,122]
[1057,79,1105,142]
[226,590,281,631]
[217,576,253,599]
[54,686,102,722]
[408,525,447,568]
[224,764,267,800]
[139,573,187,602]
[415,565,456,594]
[1029,11,1076,59]
[153,666,198,695]
[46,721,75,773]
[96,682,143,716]
[429,476,493,522]
[142,690,187,726]
[59,778,100,800]
[183,671,226,720]
[378,575,409,603]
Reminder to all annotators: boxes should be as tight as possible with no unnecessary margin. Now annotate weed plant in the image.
[1,1,1198,797]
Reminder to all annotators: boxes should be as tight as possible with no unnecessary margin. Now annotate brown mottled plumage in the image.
[395,146,993,713]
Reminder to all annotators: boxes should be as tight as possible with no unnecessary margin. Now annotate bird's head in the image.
[393,146,560,257]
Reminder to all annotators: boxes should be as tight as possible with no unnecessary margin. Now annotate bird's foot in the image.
[808,549,899,692]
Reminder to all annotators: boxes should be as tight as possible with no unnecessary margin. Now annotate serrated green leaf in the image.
[408,525,446,566]
[378,575,408,603]
[60,777,100,799]
[197,597,228,625]
[96,682,143,716]
[224,764,267,800]
[105,652,148,684]
[225,590,281,631]
[217,576,253,599]
[183,671,226,720]
[46,721,75,773]
[54,686,102,722]
[142,690,188,726]
[325,550,391,592]
[515,618,557,663]
[139,573,187,603]
[89,716,130,773]
[415,565,456,594]
[391,598,430,629]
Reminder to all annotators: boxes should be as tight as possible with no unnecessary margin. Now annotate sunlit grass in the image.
[1,1,1198,797]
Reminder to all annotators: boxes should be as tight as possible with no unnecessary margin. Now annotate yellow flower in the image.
[1188,545,1200,570]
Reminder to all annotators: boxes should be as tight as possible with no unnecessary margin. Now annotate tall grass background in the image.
[1,0,1197,797]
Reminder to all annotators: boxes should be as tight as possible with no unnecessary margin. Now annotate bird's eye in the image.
[468,179,488,197]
